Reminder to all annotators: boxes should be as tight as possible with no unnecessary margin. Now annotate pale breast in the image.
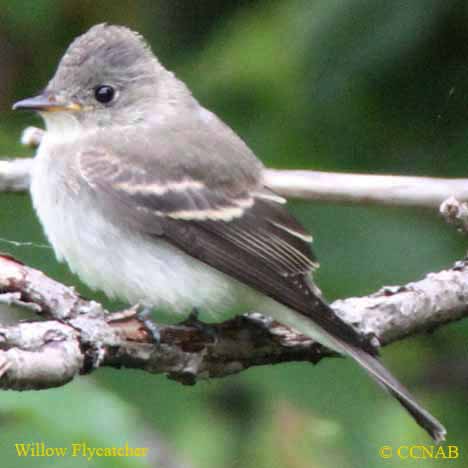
[30,142,260,317]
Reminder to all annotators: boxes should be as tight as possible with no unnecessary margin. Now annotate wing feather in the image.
[77,131,373,353]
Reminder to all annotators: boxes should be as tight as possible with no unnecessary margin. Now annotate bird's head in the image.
[13,24,188,133]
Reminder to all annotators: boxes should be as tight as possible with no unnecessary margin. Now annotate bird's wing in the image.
[78,125,373,352]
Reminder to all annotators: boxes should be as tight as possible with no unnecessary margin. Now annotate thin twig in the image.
[2,158,468,208]
[1,125,467,208]
[0,158,32,192]
[264,169,468,208]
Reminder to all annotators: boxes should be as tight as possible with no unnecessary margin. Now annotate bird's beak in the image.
[12,94,81,113]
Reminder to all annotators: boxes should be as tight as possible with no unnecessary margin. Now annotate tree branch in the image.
[1,254,467,391]
[264,169,468,208]
[1,127,468,208]
[1,127,467,390]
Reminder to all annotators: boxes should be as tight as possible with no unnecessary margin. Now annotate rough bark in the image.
[1,254,467,390]
[0,126,467,391]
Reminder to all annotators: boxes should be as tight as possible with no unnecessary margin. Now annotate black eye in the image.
[94,85,115,104]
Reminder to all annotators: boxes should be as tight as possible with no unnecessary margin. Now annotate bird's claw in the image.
[137,307,161,345]
[179,308,216,340]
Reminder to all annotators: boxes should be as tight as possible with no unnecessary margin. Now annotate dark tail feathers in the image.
[342,342,446,443]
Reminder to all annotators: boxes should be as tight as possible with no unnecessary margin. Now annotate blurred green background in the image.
[1,0,467,467]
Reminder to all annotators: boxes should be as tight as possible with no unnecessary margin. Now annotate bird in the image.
[13,23,446,442]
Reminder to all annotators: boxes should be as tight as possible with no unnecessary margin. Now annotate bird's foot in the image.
[179,308,216,341]
[137,306,161,345]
